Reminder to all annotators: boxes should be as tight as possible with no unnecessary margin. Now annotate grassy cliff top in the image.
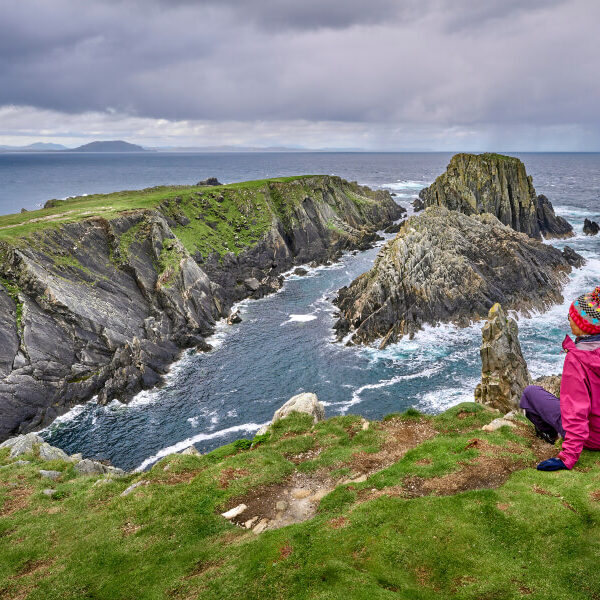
[0,176,312,245]
[0,175,385,260]
[1,402,599,599]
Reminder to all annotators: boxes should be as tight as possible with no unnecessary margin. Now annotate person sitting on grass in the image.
[520,286,600,471]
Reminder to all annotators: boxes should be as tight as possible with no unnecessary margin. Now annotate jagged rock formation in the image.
[419,153,573,239]
[533,374,562,398]
[333,207,583,347]
[0,176,402,440]
[412,198,424,212]
[474,303,531,412]
[584,218,599,235]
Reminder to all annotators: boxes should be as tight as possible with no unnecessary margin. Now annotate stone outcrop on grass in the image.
[474,303,531,412]
[333,207,582,347]
[256,392,325,435]
[419,153,573,239]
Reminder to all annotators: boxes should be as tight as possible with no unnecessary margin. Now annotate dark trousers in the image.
[519,385,566,439]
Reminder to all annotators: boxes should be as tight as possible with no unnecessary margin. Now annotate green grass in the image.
[2,403,600,599]
[0,275,23,333]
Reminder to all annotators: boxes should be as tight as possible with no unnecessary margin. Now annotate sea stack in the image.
[474,303,531,412]
[419,153,573,239]
[333,207,583,347]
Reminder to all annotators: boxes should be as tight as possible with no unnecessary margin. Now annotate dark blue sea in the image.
[2,152,599,470]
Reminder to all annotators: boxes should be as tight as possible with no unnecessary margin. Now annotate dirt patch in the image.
[362,440,530,501]
[348,418,436,475]
[121,521,141,537]
[590,490,600,502]
[219,468,249,489]
[277,543,293,561]
[328,516,349,529]
[183,559,223,580]
[162,471,199,485]
[0,486,33,517]
[13,558,54,579]
[220,418,437,533]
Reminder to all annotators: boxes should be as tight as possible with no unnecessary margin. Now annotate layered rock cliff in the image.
[0,176,403,440]
[419,153,573,239]
[333,207,583,347]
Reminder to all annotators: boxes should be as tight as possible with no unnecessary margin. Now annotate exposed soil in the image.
[219,416,564,535]
[0,485,33,517]
[222,418,437,533]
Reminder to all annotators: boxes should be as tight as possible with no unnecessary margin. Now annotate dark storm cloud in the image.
[0,0,598,148]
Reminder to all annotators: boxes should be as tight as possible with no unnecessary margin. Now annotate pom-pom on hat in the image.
[569,286,600,335]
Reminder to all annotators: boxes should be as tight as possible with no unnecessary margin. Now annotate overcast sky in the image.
[0,0,598,150]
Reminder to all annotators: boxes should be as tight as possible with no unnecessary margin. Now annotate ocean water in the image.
[2,152,599,470]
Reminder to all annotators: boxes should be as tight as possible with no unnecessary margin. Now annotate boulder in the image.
[0,433,43,458]
[333,207,583,346]
[39,469,62,481]
[226,310,242,325]
[42,488,58,497]
[383,222,403,234]
[419,153,573,239]
[38,442,70,462]
[293,267,309,276]
[180,445,201,456]
[482,418,517,432]
[244,278,261,292]
[256,393,326,436]
[584,218,599,236]
[196,177,222,186]
[74,459,125,477]
[412,198,425,212]
[474,303,531,412]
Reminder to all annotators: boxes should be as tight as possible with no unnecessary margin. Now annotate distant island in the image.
[0,142,69,152]
[66,140,148,152]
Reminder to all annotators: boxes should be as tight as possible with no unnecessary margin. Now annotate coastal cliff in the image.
[333,207,583,347]
[0,175,403,440]
[419,153,573,239]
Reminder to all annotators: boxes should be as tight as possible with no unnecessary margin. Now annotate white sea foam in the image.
[187,416,200,428]
[281,314,318,325]
[134,422,265,471]
[324,365,442,414]
[384,180,430,192]
[416,378,480,413]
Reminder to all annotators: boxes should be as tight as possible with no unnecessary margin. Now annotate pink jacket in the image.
[558,335,600,469]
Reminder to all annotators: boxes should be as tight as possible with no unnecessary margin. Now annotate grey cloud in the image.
[0,0,598,148]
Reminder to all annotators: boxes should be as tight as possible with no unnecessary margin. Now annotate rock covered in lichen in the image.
[333,207,582,347]
[419,153,573,239]
[474,303,531,412]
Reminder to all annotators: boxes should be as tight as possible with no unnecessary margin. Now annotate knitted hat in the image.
[569,286,600,335]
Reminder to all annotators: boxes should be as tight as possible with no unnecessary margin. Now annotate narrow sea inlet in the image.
[32,152,600,471]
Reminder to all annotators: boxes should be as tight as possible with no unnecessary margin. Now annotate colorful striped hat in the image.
[569,286,600,335]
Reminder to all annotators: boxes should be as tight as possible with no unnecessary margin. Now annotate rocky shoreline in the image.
[0,176,404,440]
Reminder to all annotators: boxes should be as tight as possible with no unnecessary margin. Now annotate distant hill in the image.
[0,142,68,152]
[67,140,148,153]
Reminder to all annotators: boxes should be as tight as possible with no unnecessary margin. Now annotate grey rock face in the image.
[584,218,600,236]
[419,153,573,240]
[39,469,62,481]
[257,392,325,435]
[38,442,70,462]
[196,177,222,186]
[333,207,583,347]
[0,432,43,457]
[74,459,125,477]
[474,303,531,412]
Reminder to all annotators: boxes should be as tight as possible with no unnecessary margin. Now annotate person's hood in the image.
[563,334,600,372]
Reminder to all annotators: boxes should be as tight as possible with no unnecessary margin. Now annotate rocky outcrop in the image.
[474,303,531,412]
[412,198,424,212]
[533,374,562,398]
[0,176,402,440]
[419,153,573,239]
[333,207,583,347]
[584,218,599,236]
[256,392,325,436]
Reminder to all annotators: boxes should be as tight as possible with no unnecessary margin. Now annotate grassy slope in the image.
[0,175,384,261]
[1,403,600,600]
